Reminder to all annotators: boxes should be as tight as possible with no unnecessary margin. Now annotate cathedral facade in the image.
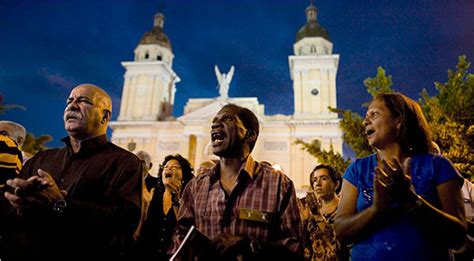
[110,2,343,190]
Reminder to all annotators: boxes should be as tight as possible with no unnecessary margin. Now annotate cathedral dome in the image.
[295,1,330,42]
[139,28,172,49]
[295,21,330,42]
[138,13,172,50]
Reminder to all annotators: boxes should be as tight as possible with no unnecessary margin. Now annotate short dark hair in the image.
[309,164,342,193]
[156,154,194,193]
[220,104,260,151]
[373,92,434,155]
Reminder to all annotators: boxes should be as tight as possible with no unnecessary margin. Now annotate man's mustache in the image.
[64,111,81,121]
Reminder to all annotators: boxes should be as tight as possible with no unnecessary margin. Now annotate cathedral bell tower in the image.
[289,1,339,119]
[118,12,180,121]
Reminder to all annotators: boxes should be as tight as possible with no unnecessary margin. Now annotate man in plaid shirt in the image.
[169,104,303,260]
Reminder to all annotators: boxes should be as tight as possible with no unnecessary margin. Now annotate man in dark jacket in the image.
[3,84,142,258]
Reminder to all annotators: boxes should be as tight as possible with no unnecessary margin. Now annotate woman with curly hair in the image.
[135,154,194,259]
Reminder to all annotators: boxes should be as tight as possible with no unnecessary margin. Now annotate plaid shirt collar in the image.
[208,155,259,184]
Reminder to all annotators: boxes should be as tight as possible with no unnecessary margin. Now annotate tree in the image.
[294,139,351,177]
[364,67,394,98]
[420,55,474,179]
[22,133,52,155]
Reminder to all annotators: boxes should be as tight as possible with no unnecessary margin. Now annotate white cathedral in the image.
[110,2,343,190]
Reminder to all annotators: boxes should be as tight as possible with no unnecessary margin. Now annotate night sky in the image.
[1,0,473,148]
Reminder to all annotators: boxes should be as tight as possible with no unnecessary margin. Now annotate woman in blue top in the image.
[335,92,467,260]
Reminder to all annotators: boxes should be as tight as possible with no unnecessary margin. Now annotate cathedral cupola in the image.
[134,12,174,66]
[294,0,332,56]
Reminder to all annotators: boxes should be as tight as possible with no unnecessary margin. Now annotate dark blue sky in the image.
[1,0,473,147]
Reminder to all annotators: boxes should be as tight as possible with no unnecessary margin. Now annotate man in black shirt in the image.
[3,84,142,258]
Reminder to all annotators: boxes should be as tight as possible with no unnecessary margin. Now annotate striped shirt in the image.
[0,134,22,185]
[169,156,303,257]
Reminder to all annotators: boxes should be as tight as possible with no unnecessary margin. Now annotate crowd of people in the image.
[0,84,472,260]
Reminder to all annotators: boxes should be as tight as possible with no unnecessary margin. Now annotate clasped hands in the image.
[4,169,66,215]
[373,157,415,212]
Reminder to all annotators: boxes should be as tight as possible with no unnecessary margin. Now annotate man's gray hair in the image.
[0,120,26,146]
[136,150,152,169]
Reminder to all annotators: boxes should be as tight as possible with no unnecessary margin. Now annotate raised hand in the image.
[165,176,182,205]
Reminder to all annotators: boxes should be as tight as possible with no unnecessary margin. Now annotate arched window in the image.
[145,52,149,59]
[157,55,162,61]
[310,45,316,53]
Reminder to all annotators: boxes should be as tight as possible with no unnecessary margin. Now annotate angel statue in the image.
[214,65,234,99]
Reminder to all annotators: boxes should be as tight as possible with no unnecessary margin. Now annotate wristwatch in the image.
[53,198,67,214]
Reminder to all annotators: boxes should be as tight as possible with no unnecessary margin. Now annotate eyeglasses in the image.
[164,165,181,171]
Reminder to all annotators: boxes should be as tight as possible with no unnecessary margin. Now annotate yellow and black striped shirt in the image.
[0,134,23,185]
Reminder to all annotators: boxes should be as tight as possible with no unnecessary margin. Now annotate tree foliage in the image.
[364,66,394,98]
[22,133,52,155]
[294,139,351,177]
[420,55,474,179]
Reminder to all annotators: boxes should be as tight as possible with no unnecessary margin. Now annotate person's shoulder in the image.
[349,154,376,168]
[257,161,293,183]
[343,154,376,183]
[0,135,19,147]
[105,142,141,161]
[21,147,66,172]
[182,171,211,195]
[32,147,66,158]
[0,135,21,155]
[414,153,453,166]
[414,153,464,185]
[258,161,281,175]
[191,170,212,185]
[355,154,376,163]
